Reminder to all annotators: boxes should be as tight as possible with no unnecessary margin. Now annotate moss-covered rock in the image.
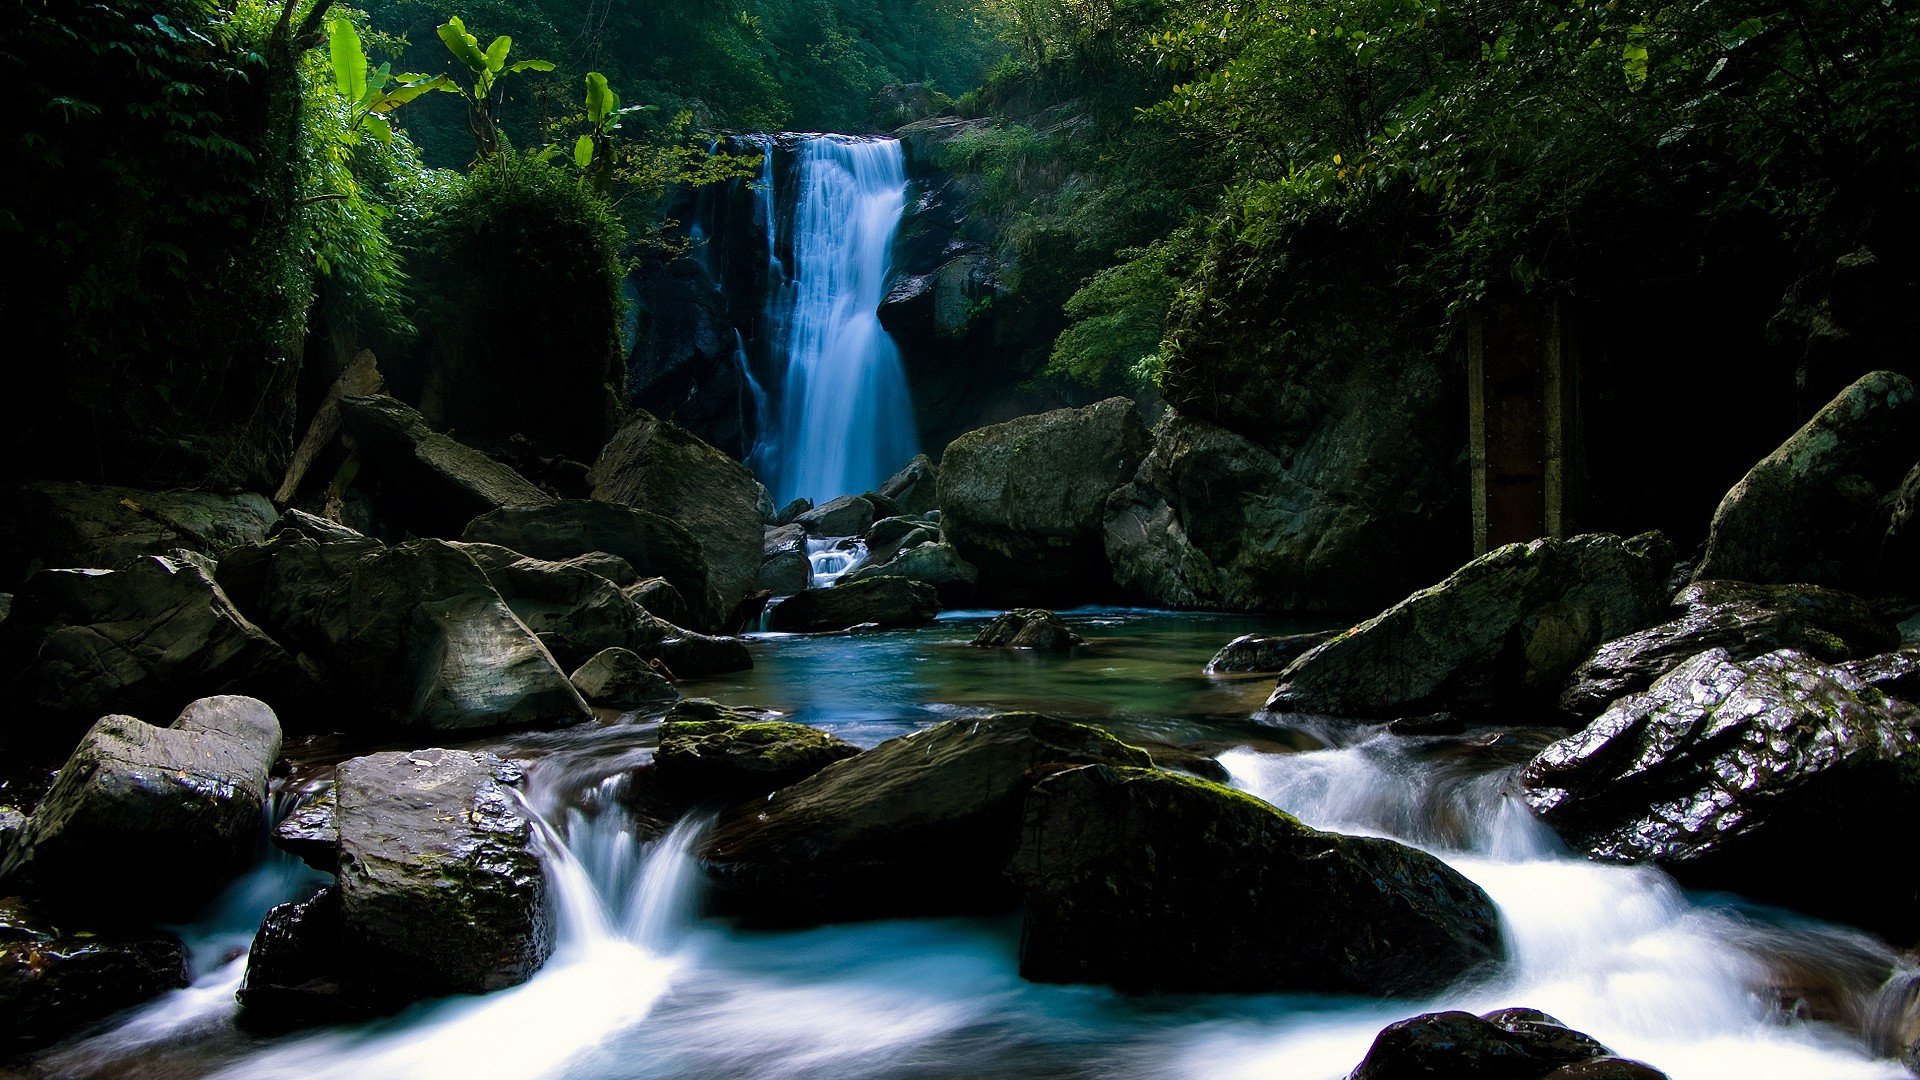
[1012,765,1503,996]
[969,608,1083,650]
[2,482,278,583]
[654,699,859,802]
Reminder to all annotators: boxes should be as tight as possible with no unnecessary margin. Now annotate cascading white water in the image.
[762,135,920,506]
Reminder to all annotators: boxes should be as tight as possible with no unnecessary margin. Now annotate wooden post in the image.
[1469,296,1579,554]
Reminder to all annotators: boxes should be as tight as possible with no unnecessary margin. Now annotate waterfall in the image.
[762,135,920,506]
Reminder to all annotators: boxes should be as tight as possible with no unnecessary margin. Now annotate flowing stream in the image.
[34,610,1910,1079]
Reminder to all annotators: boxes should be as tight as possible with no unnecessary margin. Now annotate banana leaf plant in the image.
[435,15,555,159]
[326,16,448,145]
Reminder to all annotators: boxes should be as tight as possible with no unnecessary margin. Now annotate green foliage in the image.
[433,14,555,158]
[1048,234,1192,391]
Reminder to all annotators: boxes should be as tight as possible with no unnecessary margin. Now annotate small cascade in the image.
[807,535,868,587]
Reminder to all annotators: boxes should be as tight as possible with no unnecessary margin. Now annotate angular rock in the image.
[1696,370,1920,589]
[879,454,940,516]
[456,541,671,670]
[841,542,978,605]
[1559,581,1899,721]
[1,896,188,1047]
[273,786,339,873]
[627,577,693,627]
[1,696,282,916]
[6,481,277,578]
[699,714,1153,923]
[1206,630,1339,674]
[939,398,1149,603]
[1842,646,1920,700]
[654,632,754,677]
[570,648,679,709]
[589,411,764,631]
[1347,1008,1661,1080]
[970,608,1083,651]
[1524,648,1920,931]
[796,495,876,539]
[463,500,715,630]
[338,394,552,537]
[1267,534,1672,720]
[1014,766,1503,996]
[772,498,812,527]
[245,749,554,1026]
[0,554,309,742]
[654,699,860,803]
[764,578,941,633]
[758,523,811,596]
[864,516,938,567]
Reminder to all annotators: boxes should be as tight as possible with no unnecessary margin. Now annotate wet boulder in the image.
[1524,647,1920,932]
[1,896,188,1048]
[1267,534,1672,721]
[456,541,670,670]
[1013,765,1502,996]
[4,481,277,579]
[939,398,1149,604]
[1842,646,1920,700]
[1347,1008,1664,1080]
[654,632,754,677]
[1696,370,1920,590]
[338,394,552,538]
[864,515,939,567]
[879,455,940,517]
[654,699,860,803]
[1206,630,1340,674]
[764,578,940,633]
[700,714,1153,923]
[841,542,978,605]
[590,412,764,631]
[570,647,679,709]
[0,554,310,742]
[758,524,811,596]
[796,495,877,539]
[627,577,693,627]
[1,696,282,916]
[1559,581,1900,721]
[970,608,1083,651]
[244,749,554,1026]
[463,500,715,631]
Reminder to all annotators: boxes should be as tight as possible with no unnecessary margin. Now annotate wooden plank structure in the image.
[1467,296,1582,554]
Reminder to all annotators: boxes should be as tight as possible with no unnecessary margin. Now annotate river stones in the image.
[763,577,940,633]
[1347,1008,1666,1080]
[0,554,309,745]
[4,480,277,579]
[970,608,1083,651]
[590,411,764,631]
[939,397,1149,604]
[570,647,679,709]
[1696,369,1920,590]
[841,542,977,604]
[1,895,188,1048]
[1,696,282,917]
[1013,765,1503,996]
[463,500,716,630]
[244,749,554,1027]
[700,714,1153,923]
[1524,647,1920,932]
[1267,533,1672,721]
[1558,580,1899,721]
[654,699,860,803]
[338,394,552,538]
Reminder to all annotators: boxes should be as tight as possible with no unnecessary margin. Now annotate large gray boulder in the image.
[463,500,715,631]
[840,542,978,604]
[241,749,554,1026]
[1558,580,1899,721]
[590,411,763,630]
[795,495,877,539]
[1696,370,1920,590]
[1,896,188,1047]
[5,481,277,578]
[763,578,941,633]
[1206,630,1340,674]
[1524,648,1920,932]
[0,554,309,742]
[879,455,940,517]
[455,542,670,670]
[758,524,811,596]
[1267,534,1672,720]
[338,394,552,538]
[938,398,1148,603]
[1014,765,1502,996]
[569,647,678,709]
[699,714,1153,923]
[1,696,282,916]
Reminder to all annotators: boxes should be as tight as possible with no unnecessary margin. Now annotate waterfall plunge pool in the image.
[27,608,1911,1080]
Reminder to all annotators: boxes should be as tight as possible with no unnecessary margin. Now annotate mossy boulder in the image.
[654,632,755,677]
[654,699,859,803]
[699,714,1152,924]
[1206,630,1340,674]
[1012,765,1503,996]
[841,542,977,605]
[764,577,941,633]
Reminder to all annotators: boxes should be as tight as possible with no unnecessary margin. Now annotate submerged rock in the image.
[1524,648,1920,932]
[463,500,715,630]
[841,541,978,604]
[699,714,1152,923]
[1206,630,1340,674]
[1347,1008,1665,1080]
[1,696,282,917]
[1696,370,1920,590]
[763,577,940,633]
[1,895,188,1048]
[569,647,679,709]
[970,608,1084,651]
[5,481,277,578]
[654,699,860,803]
[1013,765,1502,996]
[1267,534,1672,721]
[338,394,552,537]
[939,397,1149,603]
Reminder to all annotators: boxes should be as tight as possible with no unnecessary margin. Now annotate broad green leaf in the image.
[585,70,614,123]
[328,17,367,102]
[484,35,511,73]
[377,74,449,111]
[574,134,595,167]
[363,112,393,144]
[1623,36,1648,90]
[508,59,556,73]
[437,18,489,73]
